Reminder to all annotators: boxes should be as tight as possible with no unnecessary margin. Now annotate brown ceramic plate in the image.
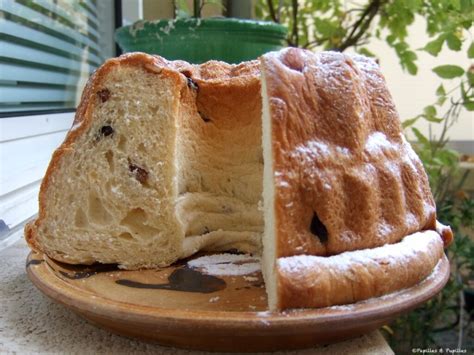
[26,251,449,352]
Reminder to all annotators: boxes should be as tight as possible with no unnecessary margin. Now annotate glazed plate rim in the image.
[26,251,450,333]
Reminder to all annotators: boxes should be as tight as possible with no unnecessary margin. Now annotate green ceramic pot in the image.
[115,18,287,64]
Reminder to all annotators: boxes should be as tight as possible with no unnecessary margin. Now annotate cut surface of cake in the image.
[26,54,264,269]
[25,49,452,310]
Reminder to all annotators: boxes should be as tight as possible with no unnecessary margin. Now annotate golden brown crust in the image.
[436,220,454,247]
[276,230,445,309]
[261,48,437,258]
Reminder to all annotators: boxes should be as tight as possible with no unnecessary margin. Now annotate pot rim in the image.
[116,17,288,39]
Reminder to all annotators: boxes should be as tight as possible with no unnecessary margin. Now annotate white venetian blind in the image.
[0,0,116,249]
[0,0,107,113]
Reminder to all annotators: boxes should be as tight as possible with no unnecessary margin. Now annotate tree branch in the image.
[302,37,330,49]
[336,0,383,51]
[193,0,201,18]
[291,0,298,47]
[266,0,279,23]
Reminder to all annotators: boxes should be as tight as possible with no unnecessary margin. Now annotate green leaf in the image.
[314,18,337,37]
[386,34,396,45]
[358,47,375,57]
[412,127,430,146]
[406,61,418,75]
[424,116,444,124]
[405,50,417,61]
[436,84,447,105]
[437,96,447,106]
[467,71,474,86]
[468,42,474,59]
[461,0,473,12]
[424,105,437,118]
[432,65,465,79]
[446,34,462,51]
[460,82,470,101]
[436,84,446,97]
[462,19,472,30]
[464,101,474,111]
[424,36,445,56]
[437,149,459,165]
[402,116,420,128]
[432,157,444,166]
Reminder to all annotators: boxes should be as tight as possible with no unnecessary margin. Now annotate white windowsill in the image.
[0,111,75,251]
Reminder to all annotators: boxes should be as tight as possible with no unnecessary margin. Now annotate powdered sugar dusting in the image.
[290,140,352,165]
[325,304,354,311]
[365,131,395,155]
[350,53,385,87]
[336,146,350,155]
[70,121,82,131]
[402,135,421,162]
[294,140,330,158]
[278,231,442,275]
[424,257,444,282]
[376,222,393,239]
[320,257,444,310]
[385,160,400,176]
[405,213,418,229]
[188,253,260,276]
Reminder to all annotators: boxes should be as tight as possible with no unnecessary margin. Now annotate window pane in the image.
[0,0,115,114]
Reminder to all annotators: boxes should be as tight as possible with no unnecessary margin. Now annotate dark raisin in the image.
[203,226,210,234]
[187,77,198,91]
[180,70,198,91]
[97,88,110,103]
[225,248,245,255]
[100,125,114,137]
[198,111,211,122]
[128,162,149,185]
[310,212,328,243]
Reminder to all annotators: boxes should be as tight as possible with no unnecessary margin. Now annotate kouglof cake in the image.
[25,48,452,310]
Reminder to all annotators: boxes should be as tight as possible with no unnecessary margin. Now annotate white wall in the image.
[122,0,143,25]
